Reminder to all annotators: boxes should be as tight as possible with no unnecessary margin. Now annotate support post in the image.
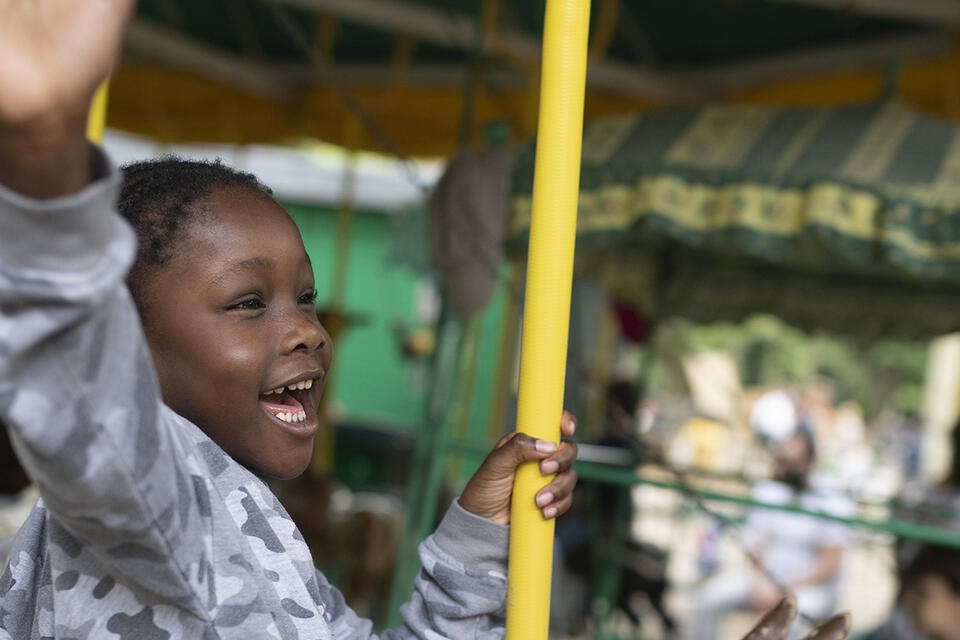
[87,80,110,144]
[505,1,591,637]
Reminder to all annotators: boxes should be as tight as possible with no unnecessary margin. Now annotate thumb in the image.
[486,432,557,475]
[459,432,557,524]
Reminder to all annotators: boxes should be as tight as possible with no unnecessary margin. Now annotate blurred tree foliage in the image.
[643,314,928,422]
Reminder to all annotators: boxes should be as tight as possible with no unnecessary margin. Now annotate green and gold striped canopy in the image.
[509,101,960,339]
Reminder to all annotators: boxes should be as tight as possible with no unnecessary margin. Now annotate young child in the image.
[898,545,960,640]
[0,2,578,638]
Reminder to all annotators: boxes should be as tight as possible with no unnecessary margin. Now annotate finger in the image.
[493,432,515,450]
[560,411,577,438]
[541,494,572,519]
[540,440,577,475]
[536,468,578,505]
[802,614,850,640]
[494,431,557,455]
[742,595,797,640]
[485,432,557,475]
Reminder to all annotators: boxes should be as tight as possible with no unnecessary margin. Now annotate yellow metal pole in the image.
[506,1,590,638]
[86,79,110,144]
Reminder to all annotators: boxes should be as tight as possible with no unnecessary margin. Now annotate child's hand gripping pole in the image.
[506,1,591,638]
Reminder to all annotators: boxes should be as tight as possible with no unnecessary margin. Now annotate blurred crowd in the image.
[549,379,960,640]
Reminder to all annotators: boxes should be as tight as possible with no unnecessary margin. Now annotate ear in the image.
[741,595,797,640]
[801,613,850,640]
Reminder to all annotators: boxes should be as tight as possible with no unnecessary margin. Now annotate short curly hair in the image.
[117,156,272,308]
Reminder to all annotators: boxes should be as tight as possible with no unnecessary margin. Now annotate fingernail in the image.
[543,506,558,519]
[536,492,554,507]
[535,439,558,453]
[541,460,559,474]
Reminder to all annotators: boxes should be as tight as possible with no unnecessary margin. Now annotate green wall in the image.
[287,201,512,444]
[288,203,427,429]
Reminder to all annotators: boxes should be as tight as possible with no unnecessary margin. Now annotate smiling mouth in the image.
[258,376,322,434]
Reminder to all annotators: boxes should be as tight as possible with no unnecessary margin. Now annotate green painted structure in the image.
[287,202,509,443]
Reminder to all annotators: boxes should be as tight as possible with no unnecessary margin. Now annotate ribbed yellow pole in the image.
[506,1,590,638]
[86,79,110,144]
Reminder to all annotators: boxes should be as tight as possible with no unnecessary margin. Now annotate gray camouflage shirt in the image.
[0,150,509,639]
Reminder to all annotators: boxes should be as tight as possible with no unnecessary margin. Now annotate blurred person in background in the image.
[907,417,960,544]
[553,379,676,636]
[871,418,960,639]
[895,544,960,640]
[689,427,854,640]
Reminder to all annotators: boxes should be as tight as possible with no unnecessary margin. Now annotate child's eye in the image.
[298,289,318,305]
[228,297,266,311]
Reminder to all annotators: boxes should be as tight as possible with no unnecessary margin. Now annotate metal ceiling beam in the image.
[125,17,951,103]
[271,0,538,57]
[689,32,952,93]
[125,19,534,91]
[267,0,702,101]
[774,0,960,28]
[267,0,953,99]
[125,19,307,95]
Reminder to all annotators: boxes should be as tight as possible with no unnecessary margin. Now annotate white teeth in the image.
[274,379,315,394]
[272,410,308,424]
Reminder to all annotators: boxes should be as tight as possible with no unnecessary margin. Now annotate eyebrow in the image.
[212,255,313,284]
[224,257,275,275]
[209,257,275,285]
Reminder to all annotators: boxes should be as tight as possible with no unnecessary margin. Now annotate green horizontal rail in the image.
[444,439,960,550]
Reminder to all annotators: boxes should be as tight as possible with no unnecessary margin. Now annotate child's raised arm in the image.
[0,2,226,634]
[0,0,131,198]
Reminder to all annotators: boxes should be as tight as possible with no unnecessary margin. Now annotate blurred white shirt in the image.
[748,479,855,587]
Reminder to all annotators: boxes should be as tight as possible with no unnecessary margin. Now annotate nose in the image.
[282,307,329,355]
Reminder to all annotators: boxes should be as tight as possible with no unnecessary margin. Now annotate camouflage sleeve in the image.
[322,500,508,639]
[0,149,208,613]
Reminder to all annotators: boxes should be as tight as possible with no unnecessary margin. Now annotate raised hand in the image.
[741,596,851,640]
[0,0,132,125]
[0,0,133,196]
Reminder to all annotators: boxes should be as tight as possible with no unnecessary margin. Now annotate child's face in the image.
[142,186,333,479]
[904,574,960,640]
